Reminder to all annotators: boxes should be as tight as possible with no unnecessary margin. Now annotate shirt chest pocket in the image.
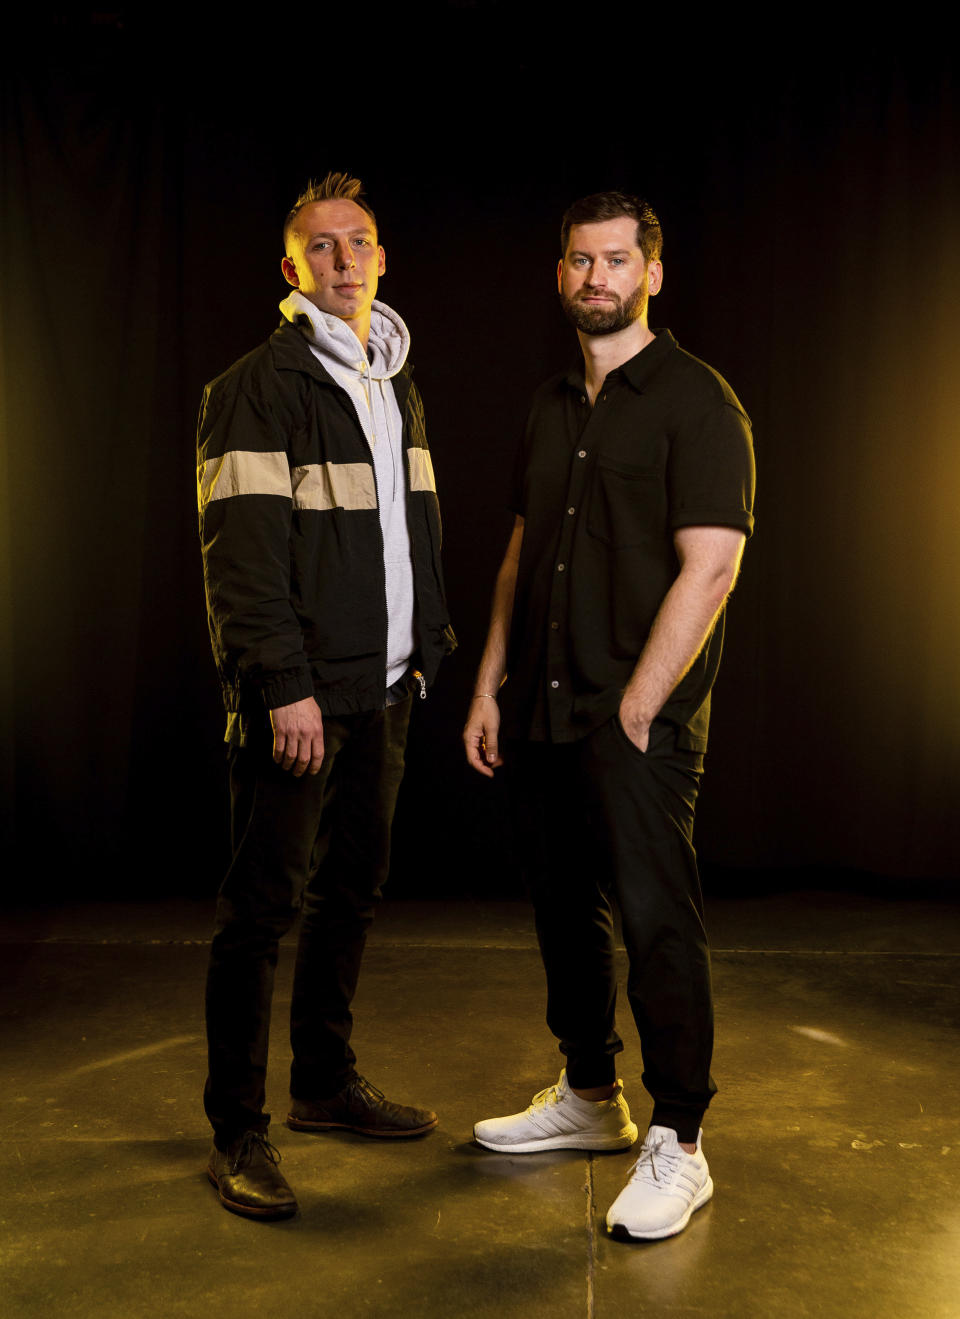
[586,457,667,548]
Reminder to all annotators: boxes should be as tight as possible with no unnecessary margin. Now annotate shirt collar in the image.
[564,328,676,394]
[620,328,676,390]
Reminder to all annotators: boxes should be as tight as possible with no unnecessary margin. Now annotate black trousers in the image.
[512,715,717,1143]
[203,697,411,1148]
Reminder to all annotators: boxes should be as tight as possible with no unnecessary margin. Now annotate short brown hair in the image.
[283,172,377,252]
[560,191,662,264]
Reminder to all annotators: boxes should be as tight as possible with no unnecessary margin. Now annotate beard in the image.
[560,276,648,336]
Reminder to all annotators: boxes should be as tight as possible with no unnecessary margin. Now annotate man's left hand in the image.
[617,698,651,753]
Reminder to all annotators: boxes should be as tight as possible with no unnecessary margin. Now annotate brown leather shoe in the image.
[287,1076,438,1138]
[206,1132,298,1220]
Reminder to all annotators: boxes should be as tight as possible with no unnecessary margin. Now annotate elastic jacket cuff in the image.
[258,668,315,711]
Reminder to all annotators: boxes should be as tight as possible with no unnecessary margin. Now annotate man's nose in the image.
[334,241,356,270]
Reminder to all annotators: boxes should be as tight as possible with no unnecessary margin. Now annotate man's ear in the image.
[378,246,386,277]
[281,256,300,289]
[647,260,663,296]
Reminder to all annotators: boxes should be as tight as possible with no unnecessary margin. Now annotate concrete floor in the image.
[1,891,958,1318]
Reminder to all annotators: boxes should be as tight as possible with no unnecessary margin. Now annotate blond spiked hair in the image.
[283,172,377,252]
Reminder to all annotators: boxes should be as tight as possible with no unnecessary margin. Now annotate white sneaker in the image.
[606,1125,713,1240]
[473,1070,638,1153]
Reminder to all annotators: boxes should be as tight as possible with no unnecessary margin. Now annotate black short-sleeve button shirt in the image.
[504,329,755,750]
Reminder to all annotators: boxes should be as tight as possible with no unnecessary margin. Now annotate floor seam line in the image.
[4,941,960,957]
[585,1153,597,1319]
[711,948,959,957]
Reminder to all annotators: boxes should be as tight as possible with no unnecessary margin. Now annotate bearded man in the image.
[463,190,755,1241]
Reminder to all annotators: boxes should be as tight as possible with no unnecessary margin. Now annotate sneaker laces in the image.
[529,1083,563,1112]
[628,1133,681,1188]
[231,1131,282,1175]
[524,1081,586,1136]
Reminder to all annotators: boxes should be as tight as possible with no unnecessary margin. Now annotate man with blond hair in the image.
[198,172,454,1219]
[464,190,754,1241]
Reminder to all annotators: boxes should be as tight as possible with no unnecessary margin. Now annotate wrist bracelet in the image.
[472,693,498,701]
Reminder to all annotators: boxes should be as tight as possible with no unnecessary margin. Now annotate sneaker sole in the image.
[206,1168,298,1221]
[607,1175,714,1241]
[285,1114,439,1138]
[474,1122,638,1154]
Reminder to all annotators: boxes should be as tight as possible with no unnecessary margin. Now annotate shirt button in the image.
[580,395,586,404]
[567,506,575,515]
[550,680,559,689]
[557,563,565,572]
[550,621,559,630]
[577,450,587,459]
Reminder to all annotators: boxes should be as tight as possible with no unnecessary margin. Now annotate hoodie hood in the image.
[279,289,410,380]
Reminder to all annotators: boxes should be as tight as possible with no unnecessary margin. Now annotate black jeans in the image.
[203,697,411,1148]
[512,716,717,1143]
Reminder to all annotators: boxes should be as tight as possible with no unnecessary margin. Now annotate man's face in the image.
[557,216,662,336]
[281,199,385,325]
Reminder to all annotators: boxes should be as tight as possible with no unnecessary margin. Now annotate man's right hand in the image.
[463,696,503,778]
[270,697,325,776]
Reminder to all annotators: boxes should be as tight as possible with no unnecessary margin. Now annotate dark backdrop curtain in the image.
[2,16,958,896]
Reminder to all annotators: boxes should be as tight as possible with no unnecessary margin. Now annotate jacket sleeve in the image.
[196,372,315,711]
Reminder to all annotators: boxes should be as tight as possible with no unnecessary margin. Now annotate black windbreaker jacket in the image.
[197,318,455,717]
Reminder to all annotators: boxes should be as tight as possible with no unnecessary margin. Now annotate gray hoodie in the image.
[279,290,415,691]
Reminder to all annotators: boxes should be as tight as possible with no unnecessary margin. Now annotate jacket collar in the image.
[269,317,335,382]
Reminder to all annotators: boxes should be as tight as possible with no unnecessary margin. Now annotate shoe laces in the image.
[352,1076,386,1104]
[529,1082,563,1112]
[629,1133,680,1188]
[231,1131,282,1175]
